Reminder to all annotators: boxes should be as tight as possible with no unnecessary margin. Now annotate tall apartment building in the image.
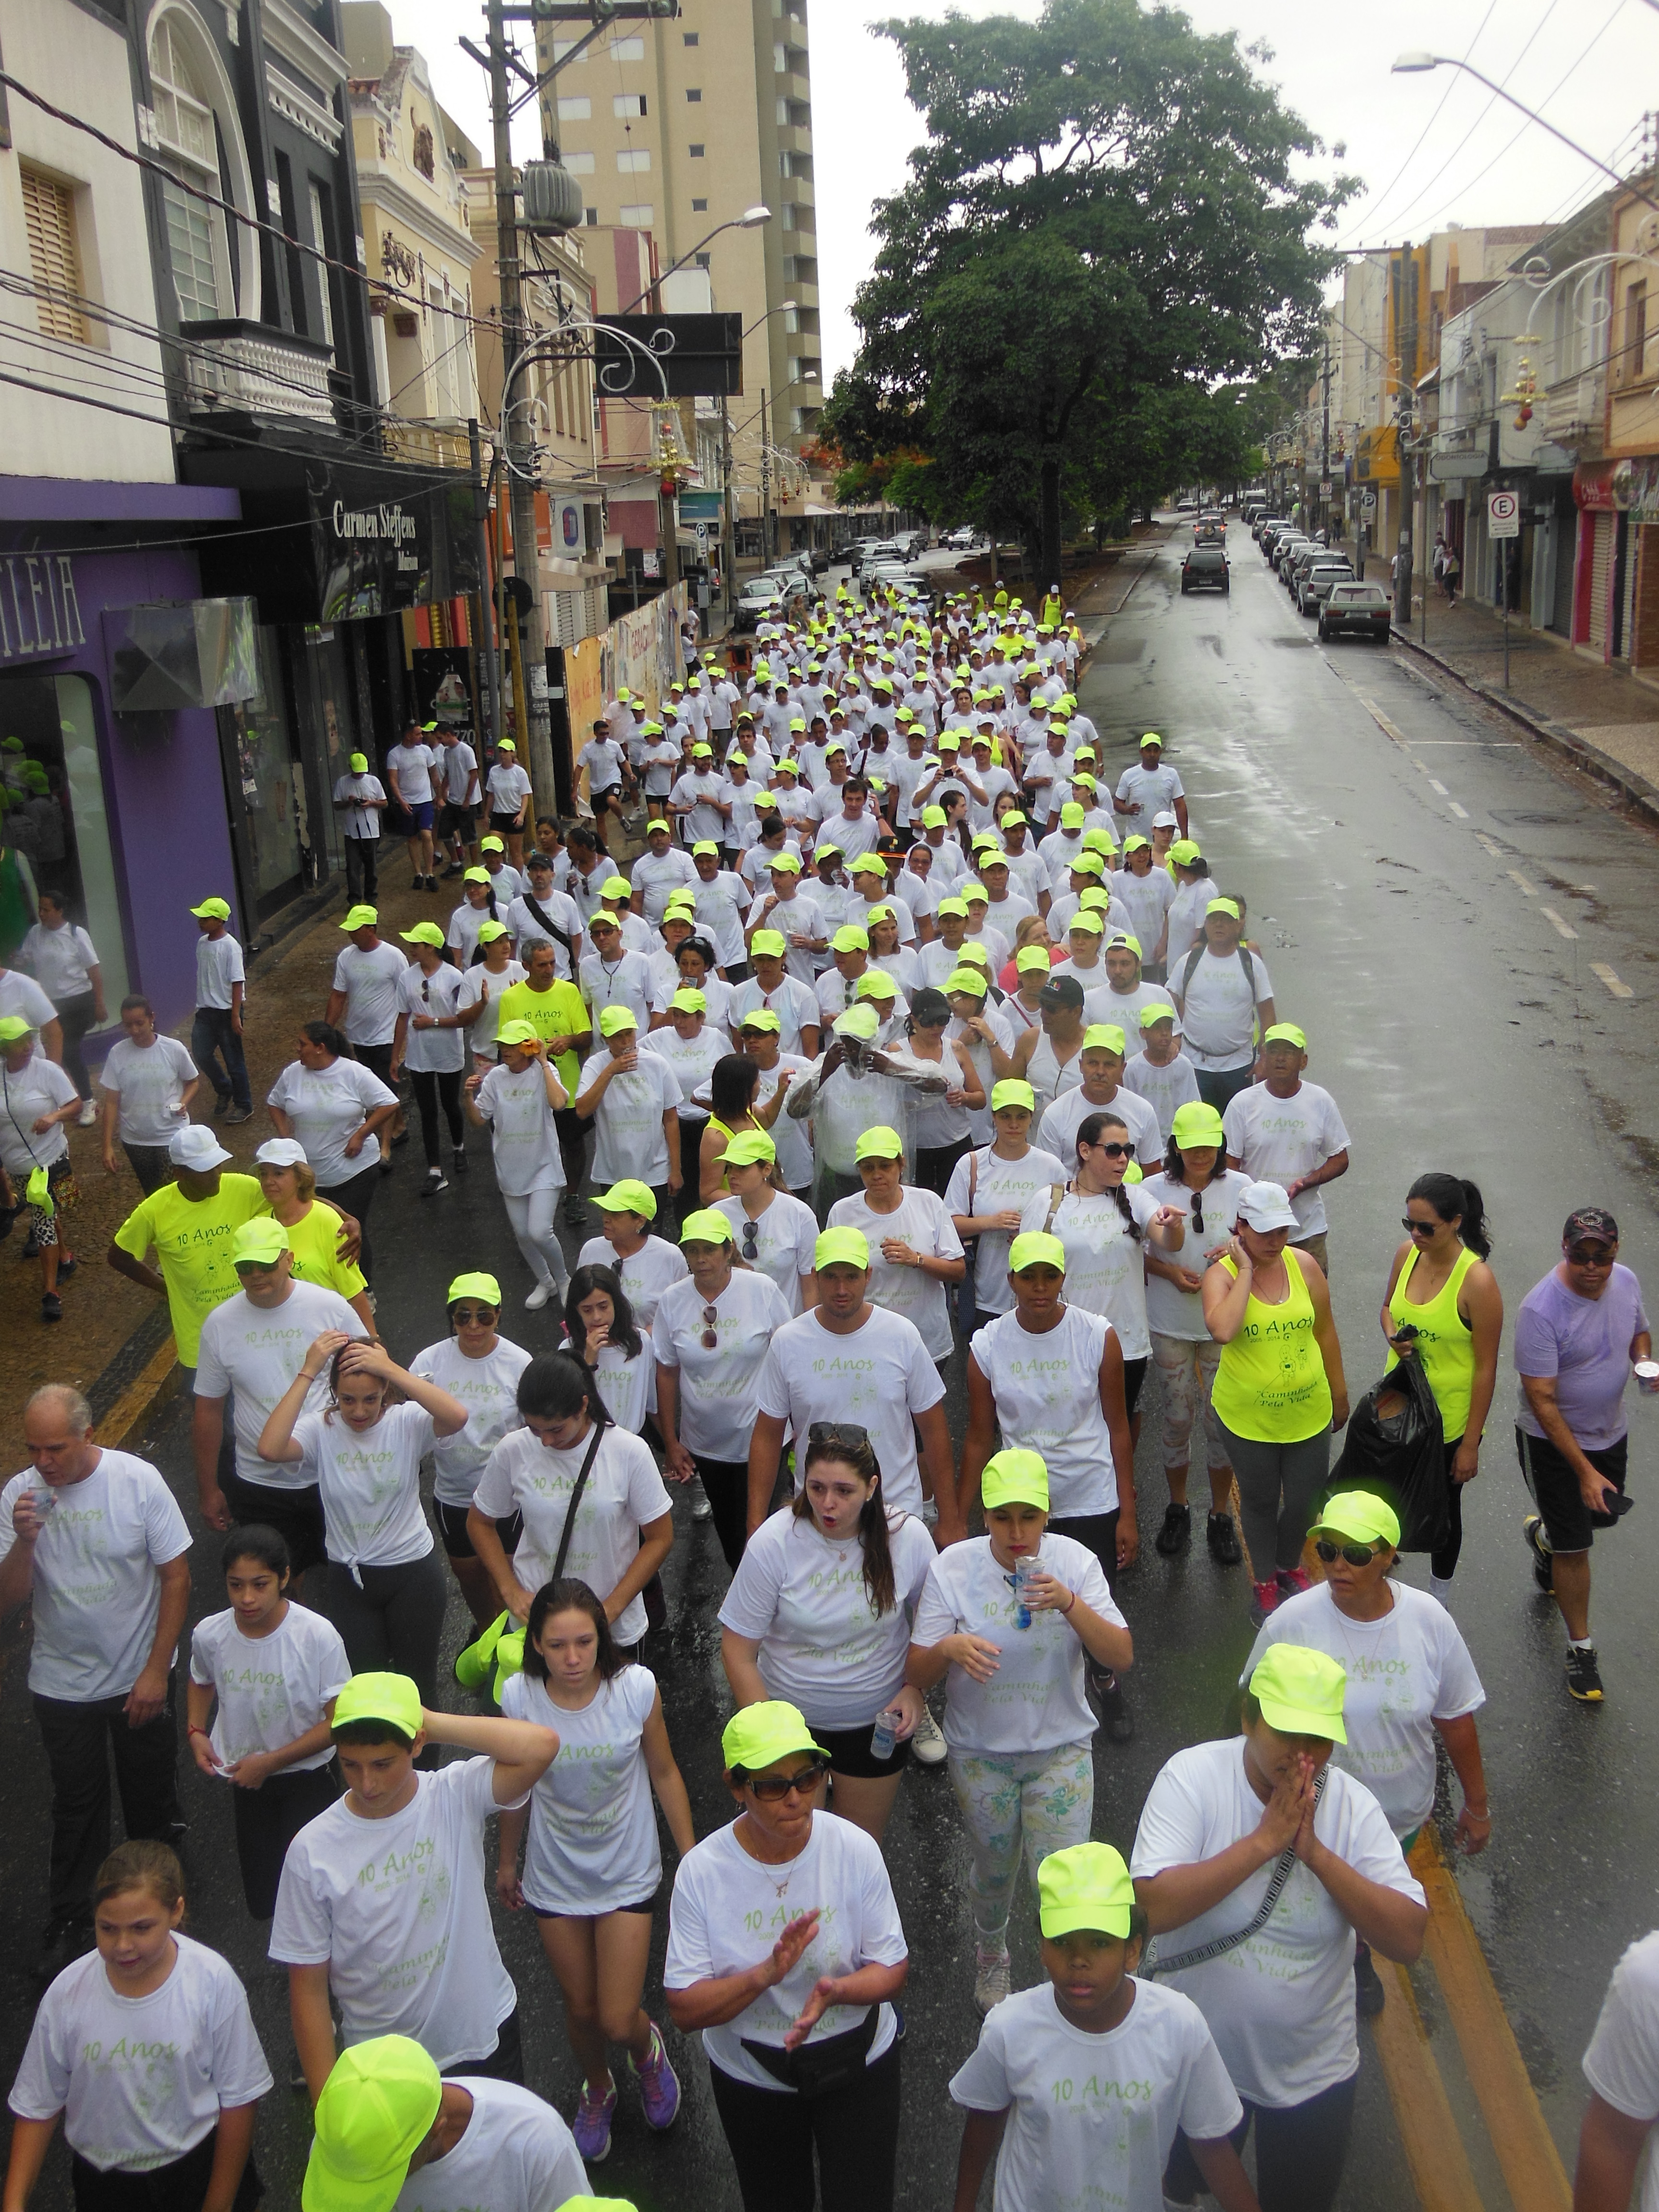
[535,0,822,452]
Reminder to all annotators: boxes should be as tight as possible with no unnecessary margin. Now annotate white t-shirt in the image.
[266,1058,397,1189]
[1140,1170,1253,1341]
[971,1307,1120,1517]
[1584,1931,1659,2212]
[396,962,469,1076]
[576,1048,683,1187]
[385,741,439,807]
[293,1403,436,1572]
[579,950,655,1036]
[408,1336,532,1509]
[1123,1048,1201,1137]
[577,736,627,793]
[728,974,820,1050]
[501,1666,662,1913]
[647,1023,726,1123]
[20,921,98,1005]
[390,2078,588,2212]
[189,1601,351,1770]
[1037,1083,1162,1172]
[576,1233,688,1330]
[332,771,386,840]
[670,771,728,846]
[0,1452,191,1701]
[719,1506,936,1730]
[1020,1185,1158,1358]
[195,1283,368,1489]
[473,1063,563,1196]
[1130,1739,1424,2108]
[194,932,244,1012]
[712,1192,817,1315]
[914,1533,1117,1754]
[472,1425,673,1647]
[0,1055,76,1177]
[650,1269,796,1463]
[664,1814,906,2092]
[331,940,408,1047]
[749,1054,814,1191]
[9,1936,271,2172]
[584,1341,655,1436]
[1245,1584,1484,1835]
[271,1756,527,2067]
[1115,760,1185,822]
[504,892,579,980]
[100,1035,198,1149]
[486,761,533,816]
[691,871,751,968]
[1222,1082,1351,1238]
[438,740,477,806]
[949,1978,1242,2212]
[945,1144,1069,1314]
[825,1188,964,1362]
[757,1307,946,1516]
[0,968,58,1034]
[1172,949,1274,1074]
[630,846,698,923]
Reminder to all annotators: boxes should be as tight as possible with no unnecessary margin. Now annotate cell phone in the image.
[1602,1492,1635,1519]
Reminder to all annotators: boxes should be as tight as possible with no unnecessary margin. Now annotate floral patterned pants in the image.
[947,1738,1094,1946]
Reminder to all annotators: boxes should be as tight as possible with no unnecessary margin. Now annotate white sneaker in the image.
[920,1497,939,1526]
[76,1100,98,1128]
[525,1280,556,1310]
[690,1486,712,1520]
[973,1946,1011,2013]
[910,1708,947,1767]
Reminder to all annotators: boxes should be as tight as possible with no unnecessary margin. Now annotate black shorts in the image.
[434,1497,523,1561]
[439,803,476,840]
[221,1470,327,1578]
[813,1719,913,1780]
[490,811,522,835]
[532,1885,661,1920]
[1516,1427,1628,1554]
[1122,1354,1148,1419]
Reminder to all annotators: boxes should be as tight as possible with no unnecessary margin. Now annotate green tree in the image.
[824,0,1355,577]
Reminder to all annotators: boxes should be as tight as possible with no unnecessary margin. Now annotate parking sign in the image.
[1488,490,1520,540]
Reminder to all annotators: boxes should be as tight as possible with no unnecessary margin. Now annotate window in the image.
[613,93,646,118]
[552,37,584,61]
[617,147,651,172]
[686,88,702,102]
[691,197,708,212]
[20,169,87,344]
[429,284,459,416]
[609,36,643,60]
[557,95,591,121]
[150,14,231,321]
[774,42,786,72]
[694,252,711,270]
[689,144,704,158]
[308,181,334,348]
[777,99,788,124]
[683,28,698,42]
[274,151,306,336]
[585,207,598,226]
[562,151,595,174]
[781,204,794,228]
[619,204,653,228]
[1628,282,1648,380]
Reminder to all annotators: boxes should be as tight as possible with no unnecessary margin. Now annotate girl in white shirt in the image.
[6,1839,270,2210]
[392,926,481,1197]
[562,1264,655,1437]
[186,1524,349,1918]
[497,1579,695,2165]
[19,889,103,1116]
[720,1423,938,1842]
[98,994,199,1193]
[465,1024,569,1310]
[409,1271,534,1626]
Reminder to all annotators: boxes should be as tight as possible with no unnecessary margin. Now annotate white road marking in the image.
[1507,870,1537,896]
[1448,802,1470,818]
[1540,907,1579,940]
[1476,833,1503,856]
[1428,777,1449,794]
[1590,963,1633,998]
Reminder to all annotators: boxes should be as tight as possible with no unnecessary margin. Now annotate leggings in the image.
[691,1452,750,1571]
[1152,1333,1230,1472]
[947,1738,1094,1945]
[1434,1435,1465,1581]
[502,1186,570,1292]
[315,1551,447,1724]
[57,991,99,1100]
[1165,2069,1357,2212]
[1218,1422,1330,1577]
[319,1164,381,1286]
[410,1069,465,1167]
[709,2036,902,2212]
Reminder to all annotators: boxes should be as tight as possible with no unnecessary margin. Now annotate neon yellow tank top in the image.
[1384,1243,1477,1441]
[1211,1248,1333,1443]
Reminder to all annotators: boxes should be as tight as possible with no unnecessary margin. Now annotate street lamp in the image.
[1390,56,1659,218]
[615,206,772,314]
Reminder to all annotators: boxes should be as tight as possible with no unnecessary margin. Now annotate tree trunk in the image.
[1040,456,1063,596]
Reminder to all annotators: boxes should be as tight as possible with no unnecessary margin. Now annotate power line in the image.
[1336,0,1501,244]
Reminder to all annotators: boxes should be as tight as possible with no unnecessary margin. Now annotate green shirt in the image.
[112,1172,268,1364]
[496,978,590,1099]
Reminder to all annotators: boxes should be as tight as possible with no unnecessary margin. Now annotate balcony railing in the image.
[178,319,336,424]
[383,418,477,471]
[1543,369,1606,450]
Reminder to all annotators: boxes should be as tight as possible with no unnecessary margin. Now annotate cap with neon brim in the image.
[814,1225,871,1271]
[1009,1231,1067,1275]
[1314,1491,1402,1549]
[481,837,505,854]
[232,1219,289,1265]
[671,988,708,1014]
[749,929,788,957]
[947,967,988,997]
[767,852,803,875]
[680,1208,733,1246]
[0,1015,32,1043]
[854,1125,903,1161]
[332,1671,423,1738]
[922,806,948,826]
[990,1079,1035,1113]
[1140,1001,1179,1030]
[1249,1644,1347,1743]
[601,876,633,900]
[338,903,379,932]
[595,1179,656,1218]
[1002,810,1027,829]
[740,1009,782,1034]
[598,1006,639,1036]
[855,972,898,1002]
[831,925,869,953]
[981,1446,1050,1510]
[1206,898,1241,920]
[302,2033,442,2212]
[1068,911,1105,936]
[692,745,714,759]
[1082,1023,1127,1055]
[461,867,491,887]
[399,922,445,947]
[190,896,231,920]
[833,1004,880,1041]
[1121,835,1150,854]
[692,840,720,857]
[476,920,509,945]
[494,739,515,752]
[722,1699,827,1774]
[446,1272,503,1308]
[1059,803,1086,828]
[1037,1841,1135,1941]
[936,897,968,918]
[646,818,672,835]
[1104,931,1142,956]
[849,854,887,878]
[1016,945,1050,974]
[958,941,992,968]
[1069,854,1105,879]
[722,1130,777,1167]
[1264,1023,1308,1050]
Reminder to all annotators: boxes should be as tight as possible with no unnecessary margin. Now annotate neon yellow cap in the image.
[814,1226,871,1270]
[680,1208,733,1245]
[721,1699,826,1774]
[1008,1230,1067,1274]
[447,1272,503,1307]
[854,1124,904,1161]
[990,1079,1035,1113]
[1249,1645,1347,1743]
[1314,1491,1402,1549]
[981,1446,1050,1510]
[598,1005,638,1036]
[1038,1842,1135,1941]
[595,1179,656,1218]
[231,1219,289,1265]
[1082,1023,1127,1055]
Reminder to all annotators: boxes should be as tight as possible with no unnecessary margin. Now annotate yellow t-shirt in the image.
[112,1172,268,1365]
[496,979,590,1099]
[282,1198,368,1303]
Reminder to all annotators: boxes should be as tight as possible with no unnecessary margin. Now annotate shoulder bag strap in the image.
[1144,1769,1327,1977]
[1178,945,1206,1003]
[551,1415,610,1585]
[522,892,576,964]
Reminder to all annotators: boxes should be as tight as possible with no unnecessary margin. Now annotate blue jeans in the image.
[191,1006,250,1109]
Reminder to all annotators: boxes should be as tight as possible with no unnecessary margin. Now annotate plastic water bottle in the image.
[869,1707,899,1760]
[1013,1555,1039,1630]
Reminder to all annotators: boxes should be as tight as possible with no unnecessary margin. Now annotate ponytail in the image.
[1407,1171,1491,1258]
[1077,1111,1142,1241]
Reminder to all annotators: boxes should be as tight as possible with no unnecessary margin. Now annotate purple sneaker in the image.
[629,2020,681,2130]
[572,2078,616,2162]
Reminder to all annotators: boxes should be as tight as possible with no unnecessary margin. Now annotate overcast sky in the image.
[402,0,1657,377]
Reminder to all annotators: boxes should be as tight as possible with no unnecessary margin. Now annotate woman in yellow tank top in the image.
[1380,1172,1503,1605]
[1203,1180,1349,1627]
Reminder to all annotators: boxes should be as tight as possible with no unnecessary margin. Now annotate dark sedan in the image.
[1180,545,1230,594]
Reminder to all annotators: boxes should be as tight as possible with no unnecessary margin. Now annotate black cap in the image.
[1564,1206,1619,1245]
[1038,976,1085,1010]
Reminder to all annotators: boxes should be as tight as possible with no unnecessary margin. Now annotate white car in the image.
[944,526,978,550]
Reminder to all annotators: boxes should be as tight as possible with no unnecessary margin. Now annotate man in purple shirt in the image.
[1515,1206,1652,1705]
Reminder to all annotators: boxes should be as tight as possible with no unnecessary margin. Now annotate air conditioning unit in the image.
[521,161,585,235]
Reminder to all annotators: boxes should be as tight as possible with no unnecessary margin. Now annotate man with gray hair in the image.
[0,1384,191,1979]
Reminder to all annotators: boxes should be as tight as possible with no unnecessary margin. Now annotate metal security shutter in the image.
[1619,517,1640,660]
[21,169,87,344]
[1588,511,1614,651]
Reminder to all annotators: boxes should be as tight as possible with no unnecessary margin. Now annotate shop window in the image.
[219,628,304,912]
[0,672,130,998]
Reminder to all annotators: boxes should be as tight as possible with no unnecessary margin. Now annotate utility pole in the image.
[1395,240,1417,634]
[720,397,736,622]
[1320,339,1332,544]
[759,386,771,566]
[468,419,501,748]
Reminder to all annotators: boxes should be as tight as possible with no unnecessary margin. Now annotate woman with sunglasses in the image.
[720,1424,938,1843]
[409,1271,533,1628]
[1380,1173,1503,1608]
[1140,1102,1254,1566]
[1245,1489,1489,2019]
[653,1210,795,1570]
[712,1130,818,1314]
[563,1263,654,1437]
[664,1700,909,2212]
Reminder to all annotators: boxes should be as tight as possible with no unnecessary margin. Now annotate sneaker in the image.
[211,1090,231,1120]
[973,1945,1012,2013]
[56,1254,76,1280]
[563,1192,589,1227]
[920,1496,939,1526]
[1206,1510,1242,1565]
[224,1105,253,1124]
[628,2021,681,2130]
[377,1154,396,1176]
[1092,1667,1134,1744]
[1565,1645,1605,1703]
[425,875,439,893]
[1154,1502,1191,1556]
[1354,1945,1386,2016]
[1524,1514,1554,1593]
[689,1485,712,1520]
[525,1280,556,1310]
[911,1707,947,1767]
[40,1293,62,1323]
[442,863,464,879]
[1249,1578,1282,1627]
[76,1099,98,1128]
[411,878,425,894]
[420,1169,448,1198]
[451,1148,468,1177]
[572,2078,616,2163]
[1276,1564,1312,1597]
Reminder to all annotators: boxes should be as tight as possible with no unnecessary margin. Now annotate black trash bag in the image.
[1319,1346,1448,1554]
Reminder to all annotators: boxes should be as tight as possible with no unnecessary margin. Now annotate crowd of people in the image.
[0,574,1656,2212]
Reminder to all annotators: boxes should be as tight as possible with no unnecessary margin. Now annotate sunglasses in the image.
[740,1219,759,1259]
[1402,1217,1440,1235]
[700,1302,721,1350]
[1088,1141,1135,1160]
[1314,1539,1383,1568]
[746,1759,830,1801]
[420,980,430,1003]
[451,1306,497,1324]
[1567,1245,1617,1266]
[808,1421,870,1451]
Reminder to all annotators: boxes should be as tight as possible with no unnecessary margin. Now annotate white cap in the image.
[254,1137,309,1168]
[169,1125,232,1170]
[1237,1180,1300,1232]
[1152,809,1179,829]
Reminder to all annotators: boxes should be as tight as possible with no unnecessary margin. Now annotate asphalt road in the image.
[2,528,1657,2208]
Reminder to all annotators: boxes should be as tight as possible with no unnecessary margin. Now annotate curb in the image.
[1392,628,1659,831]
[87,1304,180,1454]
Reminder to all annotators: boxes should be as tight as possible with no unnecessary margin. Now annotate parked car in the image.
[1286,547,1327,593]
[1251,512,1284,543]
[943,526,979,550]
[1275,537,1311,582]
[1319,581,1393,643]
[1176,496,1199,512]
[1180,544,1230,595]
[1259,521,1294,558]
[1243,501,1267,528]
[1297,560,1355,614]
[733,584,786,634]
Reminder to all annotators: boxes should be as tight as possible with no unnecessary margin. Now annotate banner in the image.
[599,583,688,724]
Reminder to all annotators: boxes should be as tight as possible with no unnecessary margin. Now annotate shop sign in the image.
[0,553,86,661]
[1617,457,1659,526]
[308,458,479,624]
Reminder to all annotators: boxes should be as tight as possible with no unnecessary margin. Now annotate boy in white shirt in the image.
[188,896,251,1121]
[385,723,442,890]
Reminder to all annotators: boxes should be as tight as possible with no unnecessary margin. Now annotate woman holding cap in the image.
[663,1699,910,2212]
[468,1351,674,1657]
[827,1124,966,1364]
[1379,1172,1502,1606]
[654,1210,795,1569]
[577,1181,689,1329]
[721,1422,940,1842]
[0,1014,81,1322]
[1132,1645,1427,2211]
[714,1130,817,1313]
[1140,1104,1252,1565]
[410,1274,533,1628]
[908,1448,1131,2012]
[392,923,481,1200]
[251,1140,374,1334]
[563,1264,654,1437]
[1204,1183,1348,1625]
[267,1022,398,1271]
[1246,1489,1489,2016]
[574,1007,684,1222]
